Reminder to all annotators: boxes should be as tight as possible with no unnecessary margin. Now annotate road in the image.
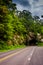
[0,46,43,65]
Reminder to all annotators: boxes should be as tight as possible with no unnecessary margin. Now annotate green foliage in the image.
[0,13,14,41]
[0,0,12,6]
[0,0,43,50]
[13,16,27,34]
[37,42,43,46]
[0,44,25,52]
[41,26,43,35]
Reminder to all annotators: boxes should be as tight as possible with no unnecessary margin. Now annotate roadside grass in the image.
[37,42,43,46]
[0,44,26,52]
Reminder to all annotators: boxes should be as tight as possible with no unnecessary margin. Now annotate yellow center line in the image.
[0,48,27,62]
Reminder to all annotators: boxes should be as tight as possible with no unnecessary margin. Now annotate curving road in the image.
[0,46,43,65]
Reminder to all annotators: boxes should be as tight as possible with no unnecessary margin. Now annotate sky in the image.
[13,0,43,17]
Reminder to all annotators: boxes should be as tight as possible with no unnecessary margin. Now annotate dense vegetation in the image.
[0,0,43,50]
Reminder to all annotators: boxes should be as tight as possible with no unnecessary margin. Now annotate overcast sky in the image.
[13,0,43,17]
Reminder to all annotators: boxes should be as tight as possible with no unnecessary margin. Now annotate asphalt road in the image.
[0,46,43,65]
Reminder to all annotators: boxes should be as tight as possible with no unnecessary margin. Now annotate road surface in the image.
[0,46,43,65]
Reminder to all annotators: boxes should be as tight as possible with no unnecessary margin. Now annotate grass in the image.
[0,42,43,52]
[0,44,26,52]
[37,42,43,46]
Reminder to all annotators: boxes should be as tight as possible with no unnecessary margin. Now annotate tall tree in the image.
[33,16,40,20]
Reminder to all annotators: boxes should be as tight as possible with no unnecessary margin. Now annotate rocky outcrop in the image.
[37,33,43,42]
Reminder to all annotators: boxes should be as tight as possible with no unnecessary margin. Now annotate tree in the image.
[0,0,14,45]
[0,0,12,5]
[33,16,40,20]
[41,15,43,18]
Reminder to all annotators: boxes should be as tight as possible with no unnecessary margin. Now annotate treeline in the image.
[0,0,43,49]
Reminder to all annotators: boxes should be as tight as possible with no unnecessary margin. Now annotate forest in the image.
[0,0,43,50]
